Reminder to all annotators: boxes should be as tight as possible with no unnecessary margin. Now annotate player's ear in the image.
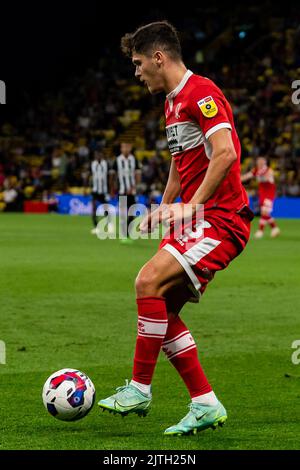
[153,50,164,67]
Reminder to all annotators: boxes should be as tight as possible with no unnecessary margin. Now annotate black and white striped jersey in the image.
[91,159,108,195]
[113,154,141,195]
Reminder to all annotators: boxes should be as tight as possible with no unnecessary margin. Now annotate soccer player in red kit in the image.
[98,21,254,436]
[242,157,280,239]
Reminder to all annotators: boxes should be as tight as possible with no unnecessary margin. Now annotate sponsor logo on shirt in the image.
[197,96,218,118]
[166,121,204,155]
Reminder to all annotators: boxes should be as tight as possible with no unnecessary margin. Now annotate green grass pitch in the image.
[0,213,299,450]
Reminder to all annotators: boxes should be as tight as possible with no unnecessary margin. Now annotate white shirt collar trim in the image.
[166,69,193,101]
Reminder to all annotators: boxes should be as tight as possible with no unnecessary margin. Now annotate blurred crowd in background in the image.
[0,3,300,211]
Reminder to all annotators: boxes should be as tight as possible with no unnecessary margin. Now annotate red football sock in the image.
[268,217,277,229]
[259,215,269,231]
[132,297,168,385]
[162,315,212,398]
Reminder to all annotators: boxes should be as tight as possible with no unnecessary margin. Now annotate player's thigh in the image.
[127,194,136,207]
[135,248,189,295]
[165,283,192,317]
[261,198,273,216]
[92,195,97,210]
[160,212,250,299]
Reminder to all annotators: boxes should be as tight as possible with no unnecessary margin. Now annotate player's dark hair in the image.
[121,21,182,61]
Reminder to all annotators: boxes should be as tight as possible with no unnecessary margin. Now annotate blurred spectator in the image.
[286,172,300,196]
[2,179,22,212]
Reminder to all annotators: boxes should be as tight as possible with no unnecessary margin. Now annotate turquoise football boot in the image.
[164,401,227,436]
[98,380,151,417]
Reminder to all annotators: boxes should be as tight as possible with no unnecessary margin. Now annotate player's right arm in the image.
[139,159,181,233]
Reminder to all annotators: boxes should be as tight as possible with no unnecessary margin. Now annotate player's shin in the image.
[162,315,213,401]
[132,297,168,391]
[268,217,277,228]
[259,215,269,232]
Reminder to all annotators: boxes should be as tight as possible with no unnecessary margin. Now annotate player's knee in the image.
[135,267,161,297]
[261,208,270,217]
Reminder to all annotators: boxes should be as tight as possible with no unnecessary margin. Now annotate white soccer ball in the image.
[42,368,96,421]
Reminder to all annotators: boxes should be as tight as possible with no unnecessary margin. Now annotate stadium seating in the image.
[0,5,299,212]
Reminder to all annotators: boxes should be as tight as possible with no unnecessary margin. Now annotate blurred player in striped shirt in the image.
[90,150,113,235]
[111,142,141,243]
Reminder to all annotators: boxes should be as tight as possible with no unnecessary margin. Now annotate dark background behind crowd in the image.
[0,1,300,211]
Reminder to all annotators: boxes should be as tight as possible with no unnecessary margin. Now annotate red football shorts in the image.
[159,209,251,302]
[259,197,274,216]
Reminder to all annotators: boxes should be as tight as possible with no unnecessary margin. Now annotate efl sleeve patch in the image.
[197,96,218,118]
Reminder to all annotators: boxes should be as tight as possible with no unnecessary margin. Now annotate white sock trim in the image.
[192,391,218,406]
[130,380,152,396]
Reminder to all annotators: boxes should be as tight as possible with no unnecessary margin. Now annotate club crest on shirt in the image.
[197,96,218,118]
[175,103,182,119]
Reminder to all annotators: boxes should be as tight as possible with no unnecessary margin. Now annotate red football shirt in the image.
[252,165,276,202]
[165,70,249,213]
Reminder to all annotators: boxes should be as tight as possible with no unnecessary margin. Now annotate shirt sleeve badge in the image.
[197,96,218,118]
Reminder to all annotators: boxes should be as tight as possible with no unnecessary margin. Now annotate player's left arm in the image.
[189,128,236,206]
[131,157,142,194]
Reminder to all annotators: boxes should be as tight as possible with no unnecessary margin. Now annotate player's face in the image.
[120,143,132,156]
[132,52,164,94]
[257,157,267,169]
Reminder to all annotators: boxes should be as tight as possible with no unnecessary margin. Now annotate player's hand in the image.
[139,206,163,233]
[160,203,195,225]
[139,203,196,233]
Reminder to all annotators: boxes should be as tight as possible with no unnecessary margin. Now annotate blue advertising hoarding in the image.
[56,194,300,218]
